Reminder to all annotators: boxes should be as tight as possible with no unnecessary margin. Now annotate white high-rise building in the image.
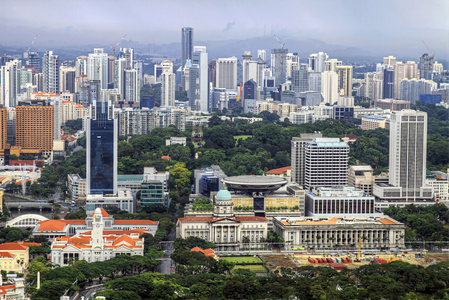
[161,60,176,107]
[308,52,328,73]
[191,46,209,112]
[321,71,338,104]
[374,110,434,209]
[87,48,108,90]
[304,138,349,190]
[257,49,266,61]
[1,59,21,107]
[216,57,238,90]
[291,133,323,186]
[324,59,342,72]
[286,53,300,78]
[400,79,437,104]
[42,51,60,94]
[308,72,322,93]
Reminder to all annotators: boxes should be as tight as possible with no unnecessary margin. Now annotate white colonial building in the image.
[33,209,158,240]
[177,190,269,251]
[51,208,145,266]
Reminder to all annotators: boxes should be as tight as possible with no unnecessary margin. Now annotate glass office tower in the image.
[86,100,117,195]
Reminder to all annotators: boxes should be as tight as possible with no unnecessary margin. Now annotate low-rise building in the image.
[348,165,374,194]
[273,216,406,249]
[165,137,187,146]
[374,99,410,111]
[194,165,227,197]
[265,166,291,181]
[177,190,269,251]
[0,277,26,299]
[140,180,170,209]
[305,186,376,216]
[361,116,390,130]
[51,208,145,266]
[85,190,134,215]
[426,170,448,203]
[0,242,41,271]
[33,208,157,240]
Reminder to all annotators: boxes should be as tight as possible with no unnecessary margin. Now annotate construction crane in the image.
[355,236,362,262]
[273,34,285,49]
[422,40,436,59]
[111,34,127,57]
[25,34,38,53]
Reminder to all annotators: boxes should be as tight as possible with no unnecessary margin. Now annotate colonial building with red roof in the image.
[33,208,158,240]
[51,208,145,266]
[176,190,269,251]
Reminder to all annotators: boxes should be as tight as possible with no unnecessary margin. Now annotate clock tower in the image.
[92,208,104,248]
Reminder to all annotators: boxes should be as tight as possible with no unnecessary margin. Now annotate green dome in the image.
[216,190,232,201]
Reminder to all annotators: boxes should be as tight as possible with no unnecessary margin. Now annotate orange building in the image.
[15,103,54,153]
[0,108,7,151]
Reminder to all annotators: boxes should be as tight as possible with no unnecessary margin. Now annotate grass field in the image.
[233,265,268,273]
[221,256,261,264]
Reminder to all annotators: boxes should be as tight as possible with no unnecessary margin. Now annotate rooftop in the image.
[277,216,402,226]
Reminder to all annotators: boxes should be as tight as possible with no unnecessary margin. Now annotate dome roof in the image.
[216,190,232,201]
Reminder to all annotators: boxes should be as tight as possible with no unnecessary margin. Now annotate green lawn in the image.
[221,256,260,264]
[233,135,253,140]
[233,265,268,273]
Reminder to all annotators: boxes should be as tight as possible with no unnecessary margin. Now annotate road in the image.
[156,229,176,274]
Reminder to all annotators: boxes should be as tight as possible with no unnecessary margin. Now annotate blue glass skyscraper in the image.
[86,100,117,195]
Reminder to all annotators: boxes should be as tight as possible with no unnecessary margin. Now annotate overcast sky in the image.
[1,0,448,57]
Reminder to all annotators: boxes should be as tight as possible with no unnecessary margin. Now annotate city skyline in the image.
[0,0,448,59]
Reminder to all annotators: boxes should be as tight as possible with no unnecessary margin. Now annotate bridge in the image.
[5,201,53,212]
[6,214,48,229]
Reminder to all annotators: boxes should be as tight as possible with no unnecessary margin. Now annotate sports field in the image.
[221,256,260,264]
[233,265,268,273]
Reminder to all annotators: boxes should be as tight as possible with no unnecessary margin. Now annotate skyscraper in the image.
[191,46,209,112]
[15,100,54,154]
[304,137,349,190]
[161,60,176,107]
[335,65,353,96]
[308,52,328,73]
[321,71,338,104]
[216,57,238,90]
[59,66,76,93]
[87,48,108,90]
[181,27,193,70]
[291,133,323,186]
[382,67,394,99]
[291,64,308,93]
[1,59,21,107]
[389,110,427,199]
[271,48,288,86]
[42,51,59,94]
[86,100,117,195]
[419,53,434,80]
[286,53,300,78]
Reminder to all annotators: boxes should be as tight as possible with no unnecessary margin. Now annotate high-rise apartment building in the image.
[15,100,54,154]
[87,48,108,90]
[324,59,342,72]
[86,100,117,195]
[0,108,7,154]
[419,53,434,80]
[59,66,76,93]
[308,52,328,73]
[161,60,176,107]
[181,27,194,70]
[191,46,209,112]
[291,64,308,93]
[216,57,238,90]
[308,72,321,93]
[335,65,353,96]
[25,52,41,73]
[304,138,349,190]
[321,71,338,104]
[291,133,323,186]
[271,48,288,86]
[286,53,300,78]
[75,56,87,78]
[1,59,21,107]
[42,51,60,93]
[400,79,437,104]
[382,67,394,99]
[383,56,396,66]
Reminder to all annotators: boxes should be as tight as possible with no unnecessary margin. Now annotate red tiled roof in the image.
[266,166,291,175]
[90,209,110,218]
[36,220,85,231]
[0,252,14,258]
[0,242,41,251]
[191,247,215,257]
[81,229,149,236]
[178,217,213,223]
[114,220,157,225]
[161,156,172,160]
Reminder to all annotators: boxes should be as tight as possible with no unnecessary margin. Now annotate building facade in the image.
[291,133,323,186]
[348,165,374,194]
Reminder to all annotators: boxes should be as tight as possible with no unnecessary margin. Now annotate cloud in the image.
[223,21,236,32]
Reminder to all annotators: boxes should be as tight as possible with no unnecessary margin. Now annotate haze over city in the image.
[1,0,448,58]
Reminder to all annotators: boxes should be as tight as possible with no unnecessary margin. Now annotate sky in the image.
[1,0,448,58]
